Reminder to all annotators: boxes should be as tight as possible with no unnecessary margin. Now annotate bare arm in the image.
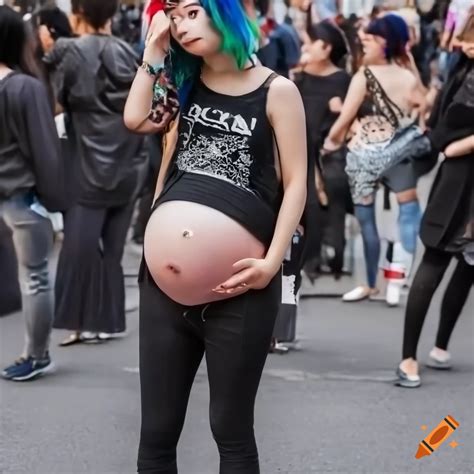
[124,11,174,134]
[407,74,428,129]
[124,67,170,134]
[444,135,474,158]
[324,71,367,149]
[211,77,308,293]
[264,77,307,272]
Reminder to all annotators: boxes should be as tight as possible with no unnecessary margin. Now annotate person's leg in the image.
[399,248,452,378]
[99,203,136,333]
[354,203,380,290]
[54,204,106,335]
[3,197,54,359]
[396,189,422,275]
[434,257,474,351]
[138,269,204,473]
[204,275,280,473]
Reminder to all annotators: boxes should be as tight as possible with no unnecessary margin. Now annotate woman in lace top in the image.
[323,14,428,304]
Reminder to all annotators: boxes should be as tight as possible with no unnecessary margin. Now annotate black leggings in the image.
[402,247,474,360]
[137,264,281,473]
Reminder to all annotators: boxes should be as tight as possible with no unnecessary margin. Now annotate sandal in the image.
[58,332,100,346]
[59,332,83,347]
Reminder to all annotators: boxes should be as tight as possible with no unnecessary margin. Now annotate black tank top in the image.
[156,72,283,247]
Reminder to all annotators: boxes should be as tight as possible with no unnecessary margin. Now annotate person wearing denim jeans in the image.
[0,194,55,380]
[0,6,68,381]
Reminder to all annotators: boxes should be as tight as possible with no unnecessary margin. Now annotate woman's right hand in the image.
[321,137,342,156]
[143,11,171,66]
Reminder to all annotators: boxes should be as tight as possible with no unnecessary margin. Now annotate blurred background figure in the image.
[51,0,147,346]
[0,5,68,381]
[396,26,474,388]
[296,16,352,281]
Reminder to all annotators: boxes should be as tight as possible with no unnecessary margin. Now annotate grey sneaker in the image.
[394,366,421,388]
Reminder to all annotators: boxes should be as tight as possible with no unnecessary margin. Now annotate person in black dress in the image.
[295,20,351,279]
[395,39,474,388]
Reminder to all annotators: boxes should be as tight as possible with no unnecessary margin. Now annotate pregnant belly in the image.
[144,201,266,306]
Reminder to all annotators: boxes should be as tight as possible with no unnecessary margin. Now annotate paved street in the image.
[1,241,473,474]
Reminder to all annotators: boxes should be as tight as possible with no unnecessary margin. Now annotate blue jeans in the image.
[354,204,380,288]
[0,192,54,359]
[355,200,421,288]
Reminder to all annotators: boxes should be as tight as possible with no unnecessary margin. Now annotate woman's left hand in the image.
[212,258,280,295]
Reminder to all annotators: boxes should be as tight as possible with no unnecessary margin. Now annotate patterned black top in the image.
[155,73,283,247]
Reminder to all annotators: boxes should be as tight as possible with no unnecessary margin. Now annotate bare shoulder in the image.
[351,68,367,84]
[267,75,301,104]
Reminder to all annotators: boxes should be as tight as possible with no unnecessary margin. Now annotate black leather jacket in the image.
[45,35,147,206]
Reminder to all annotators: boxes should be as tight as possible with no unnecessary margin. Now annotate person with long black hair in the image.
[0,5,67,381]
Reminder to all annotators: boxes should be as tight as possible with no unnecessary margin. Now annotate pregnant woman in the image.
[124,1,307,472]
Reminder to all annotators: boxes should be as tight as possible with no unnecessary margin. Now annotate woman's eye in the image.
[188,10,198,19]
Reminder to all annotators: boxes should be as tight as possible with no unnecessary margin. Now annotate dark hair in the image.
[366,14,409,61]
[71,0,119,30]
[306,12,348,67]
[34,6,72,40]
[0,5,42,78]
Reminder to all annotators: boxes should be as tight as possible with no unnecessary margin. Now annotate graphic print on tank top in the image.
[176,101,258,192]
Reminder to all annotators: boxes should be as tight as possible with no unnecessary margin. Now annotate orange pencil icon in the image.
[415,415,460,459]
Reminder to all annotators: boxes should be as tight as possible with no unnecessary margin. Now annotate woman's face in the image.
[167,0,221,57]
[301,38,331,64]
[359,30,386,63]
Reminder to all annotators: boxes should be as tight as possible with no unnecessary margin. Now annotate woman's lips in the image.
[182,38,201,47]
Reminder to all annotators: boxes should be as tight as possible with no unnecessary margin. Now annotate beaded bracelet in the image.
[148,64,180,124]
[140,60,164,78]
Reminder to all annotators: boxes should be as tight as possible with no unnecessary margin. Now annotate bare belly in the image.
[144,201,266,305]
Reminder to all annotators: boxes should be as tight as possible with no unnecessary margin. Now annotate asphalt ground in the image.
[1,242,473,474]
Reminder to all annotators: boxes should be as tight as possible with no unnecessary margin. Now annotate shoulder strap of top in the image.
[364,67,403,128]
[262,72,279,89]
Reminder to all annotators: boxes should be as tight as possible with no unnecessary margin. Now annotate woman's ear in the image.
[323,42,332,59]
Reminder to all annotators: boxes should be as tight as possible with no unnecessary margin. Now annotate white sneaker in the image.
[426,348,452,370]
[386,281,402,307]
[342,286,371,302]
[80,332,100,343]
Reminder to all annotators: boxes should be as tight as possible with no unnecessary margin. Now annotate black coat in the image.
[421,56,474,253]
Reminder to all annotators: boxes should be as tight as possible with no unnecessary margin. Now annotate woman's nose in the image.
[175,20,188,38]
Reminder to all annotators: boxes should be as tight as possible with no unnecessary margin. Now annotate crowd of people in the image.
[0,0,472,471]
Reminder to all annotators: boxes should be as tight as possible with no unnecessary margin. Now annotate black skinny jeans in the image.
[138,264,281,473]
[402,247,474,360]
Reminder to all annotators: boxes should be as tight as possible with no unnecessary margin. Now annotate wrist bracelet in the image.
[140,60,164,77]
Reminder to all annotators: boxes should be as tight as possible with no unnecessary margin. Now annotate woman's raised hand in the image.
[143,10,171,65]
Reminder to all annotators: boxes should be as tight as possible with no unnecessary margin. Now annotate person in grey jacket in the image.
[0,5,68,381]
[52,0,147,346]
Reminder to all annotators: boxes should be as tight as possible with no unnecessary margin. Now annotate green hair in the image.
[169,0,259,101]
